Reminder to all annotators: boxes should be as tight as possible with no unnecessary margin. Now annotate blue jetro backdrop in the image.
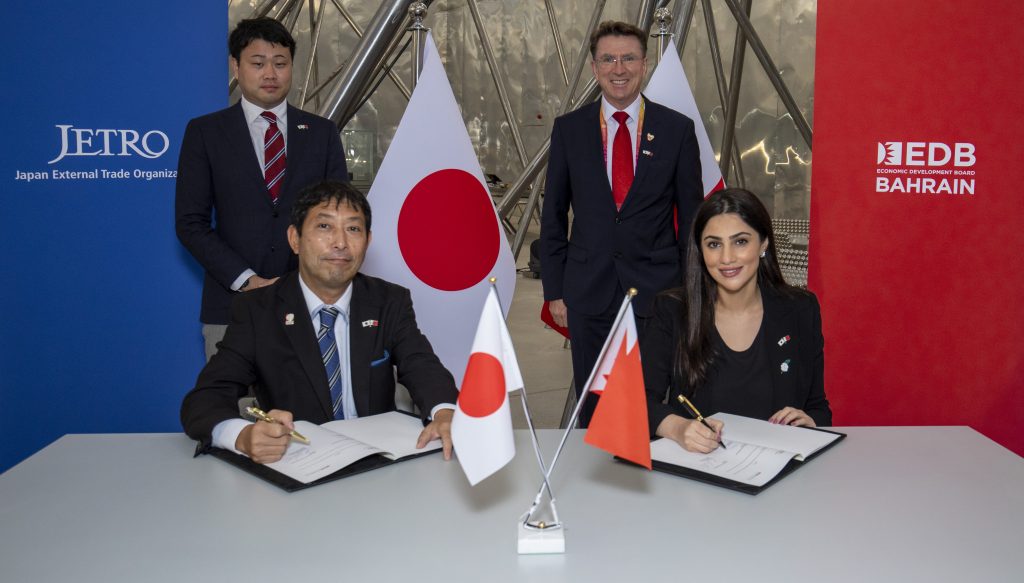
[1,2,226,471]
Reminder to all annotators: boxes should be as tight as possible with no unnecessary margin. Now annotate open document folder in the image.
[207,411,441,492]
[649,412,845,494]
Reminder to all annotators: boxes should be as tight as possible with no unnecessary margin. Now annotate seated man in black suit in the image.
[181,181,457,463]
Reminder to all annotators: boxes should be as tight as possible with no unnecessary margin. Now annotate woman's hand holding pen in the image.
[656,414,725,454]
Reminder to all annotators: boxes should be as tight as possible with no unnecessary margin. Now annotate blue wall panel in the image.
[2,1,226,471]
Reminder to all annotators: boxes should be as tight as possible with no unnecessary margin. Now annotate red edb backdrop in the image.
[810,1,1024,455]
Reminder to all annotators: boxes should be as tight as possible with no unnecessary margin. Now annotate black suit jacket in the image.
[175,102,348,324]
[180,271,458,449]
[641,287,832,434]
[540,97,702,317]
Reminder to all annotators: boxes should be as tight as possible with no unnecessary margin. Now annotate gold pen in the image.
[246,406,310,445]
[676,395,727,449]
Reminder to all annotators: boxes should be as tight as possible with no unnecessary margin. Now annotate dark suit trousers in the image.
[567,283,625,427]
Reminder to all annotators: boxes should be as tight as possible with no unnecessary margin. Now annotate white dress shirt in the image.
[210,274,454,454]
[230,97,290,291]
[601,94,643,187]
[211,275,353,453]
[239,96,289,176]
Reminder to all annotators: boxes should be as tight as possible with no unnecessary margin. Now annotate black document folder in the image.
[207,446,439,492]
[648,413,846,495]
[199,411,441,492]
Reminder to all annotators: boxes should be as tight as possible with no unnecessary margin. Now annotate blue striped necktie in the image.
[317,306,346,419]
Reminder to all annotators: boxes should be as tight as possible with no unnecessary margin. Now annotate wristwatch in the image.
[239,276,252,291]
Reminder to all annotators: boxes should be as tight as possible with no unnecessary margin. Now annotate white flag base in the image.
[517,521,565,554]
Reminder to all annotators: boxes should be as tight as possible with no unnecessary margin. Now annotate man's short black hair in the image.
[291,180,372,234]
[589,20,648,58]
[229,17,297,61]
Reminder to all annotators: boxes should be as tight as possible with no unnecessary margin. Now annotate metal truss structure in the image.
[228,0,814,281]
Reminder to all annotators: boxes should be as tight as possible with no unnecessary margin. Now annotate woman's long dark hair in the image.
[674,188,808,390]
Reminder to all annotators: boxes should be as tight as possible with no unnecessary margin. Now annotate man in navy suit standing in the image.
[540,21,702,425]
[176,17,348,359]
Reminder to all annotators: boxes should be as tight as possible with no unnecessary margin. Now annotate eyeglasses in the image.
[594,54,643,69]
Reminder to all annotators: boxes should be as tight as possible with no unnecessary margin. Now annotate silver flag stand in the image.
[516,289,637,554]
[515,386,565,553]
[480,278,564,554]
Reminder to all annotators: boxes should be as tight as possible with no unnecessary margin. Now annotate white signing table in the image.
[1,428,1022,582]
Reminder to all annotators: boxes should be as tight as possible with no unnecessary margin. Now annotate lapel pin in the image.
[780,359,791,373]
[777,335,791,347]
[642,149,654,157]
[362,319,379,328]
[284,313,295,326]
[646,132,654,141]
[297,124,309,130]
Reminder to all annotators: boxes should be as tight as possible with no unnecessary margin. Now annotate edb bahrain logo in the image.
[875,141,976,195]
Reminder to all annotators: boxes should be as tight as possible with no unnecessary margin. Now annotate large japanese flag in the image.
[451,286,522,485]
[645,39,725,196]
[362,33,516,385]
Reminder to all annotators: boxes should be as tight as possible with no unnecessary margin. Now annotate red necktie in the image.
[611,111,633,209]
[261,111,286,204]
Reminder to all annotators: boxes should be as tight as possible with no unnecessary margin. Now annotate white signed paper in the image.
[650,413,840,487]
[265,412,439,484]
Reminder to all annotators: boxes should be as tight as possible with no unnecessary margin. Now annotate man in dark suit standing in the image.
[540,21,703,425]
[176,17,348,359]
[181,181,457,463]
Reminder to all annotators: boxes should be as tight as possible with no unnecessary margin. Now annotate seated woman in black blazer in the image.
[642,188,831,453]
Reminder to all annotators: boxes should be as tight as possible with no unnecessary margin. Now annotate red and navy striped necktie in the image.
[260,111,286,204]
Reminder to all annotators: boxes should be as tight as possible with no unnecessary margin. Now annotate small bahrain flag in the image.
[584,302,651,469]
[451,287,523,485]
[361,32,516,386]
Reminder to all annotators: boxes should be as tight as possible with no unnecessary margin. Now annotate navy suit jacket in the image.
[180,271,458,450]
[175,102,348,324]
[641,287,832,434]
[540,97,702,317]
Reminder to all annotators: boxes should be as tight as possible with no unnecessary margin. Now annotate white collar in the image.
[601,94,643,123]
[240,96,288,125]
[298,274,353,319]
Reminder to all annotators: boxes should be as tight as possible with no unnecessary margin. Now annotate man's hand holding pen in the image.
[236,409,296,464]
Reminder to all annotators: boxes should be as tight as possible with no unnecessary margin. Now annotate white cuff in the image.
[211,418,254,453]
[429,404,455,419]
[231,269,257,291]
